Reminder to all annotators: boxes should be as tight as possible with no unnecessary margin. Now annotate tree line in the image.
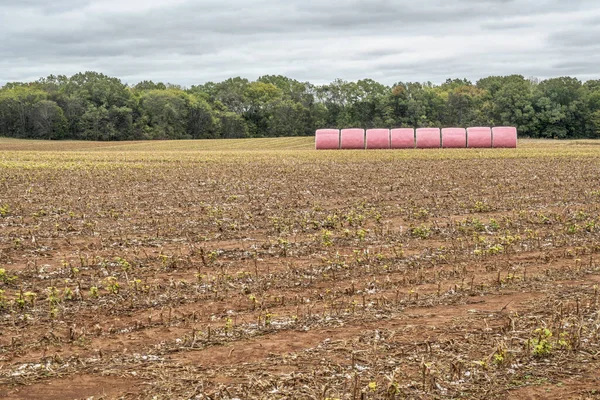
[0,72,599,140]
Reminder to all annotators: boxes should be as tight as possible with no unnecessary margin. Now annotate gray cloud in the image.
[547,27,600,48]
[0,0,599,86]
[2,0,92,14]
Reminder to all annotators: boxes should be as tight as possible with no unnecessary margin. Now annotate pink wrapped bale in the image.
[390,128,415,149]
[340,128,365,150]
[315,129,340,150]
[492,126,517,148]
[441,128,466,148]
[416,128,441,148]
[366,129,390,149]
[467,127,492,148]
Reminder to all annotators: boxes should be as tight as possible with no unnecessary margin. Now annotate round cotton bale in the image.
[366,129,390,149]
[315,129,340,150]
[415,128,441,148]
[340,128,365,149]
[492,126,517,148]
[441,128,466,148]
[390,128,415,149]
[467,127,492,148]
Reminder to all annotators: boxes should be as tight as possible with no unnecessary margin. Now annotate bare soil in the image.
[1,138,600,399]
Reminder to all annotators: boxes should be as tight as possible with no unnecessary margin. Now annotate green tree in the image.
[138,90,189,139]
[187,96,217,139]
[31,100,67,139]
[0,85,47,137]
[1,71,599,140]
[477,75,537,136]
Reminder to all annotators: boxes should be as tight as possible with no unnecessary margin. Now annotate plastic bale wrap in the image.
[390,128,415,149]
[492,126,517,148]
[366,129,390,149]
[416,128,441,148]
[315,129,340,150]
[467,127,492,148]
[441,128,466,148]
[340,128,365,149]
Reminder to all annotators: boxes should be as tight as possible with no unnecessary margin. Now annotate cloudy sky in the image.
[1,0,599,87]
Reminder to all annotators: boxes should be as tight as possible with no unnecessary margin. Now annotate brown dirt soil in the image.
[507,377,600,399]
[0,374,140,400]
[2,138,600,399]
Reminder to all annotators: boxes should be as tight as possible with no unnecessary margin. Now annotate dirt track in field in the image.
[1,138,600,399]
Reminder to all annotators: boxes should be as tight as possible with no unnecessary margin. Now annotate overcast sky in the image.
[1,0,599,87]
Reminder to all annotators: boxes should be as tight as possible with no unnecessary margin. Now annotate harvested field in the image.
[1,137,600,399]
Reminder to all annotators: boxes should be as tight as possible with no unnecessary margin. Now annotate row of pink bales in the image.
[315,127,517,150]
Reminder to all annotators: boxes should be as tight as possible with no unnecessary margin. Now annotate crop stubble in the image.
[1,138,600,399]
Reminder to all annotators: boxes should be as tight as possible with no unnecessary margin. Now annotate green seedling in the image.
[104,277,120,294]
[115,257,131,272]
[24,291,36,307]
[528,328,553,357]
[321,229,333,246]
[356,228,367,241]
[46,286,60,307]
[0,269,17,284]
[265,312,274,327]
[410,225,430,239]
[15,291,26,309]
[225,317,233,333]
[473,201,491,213]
